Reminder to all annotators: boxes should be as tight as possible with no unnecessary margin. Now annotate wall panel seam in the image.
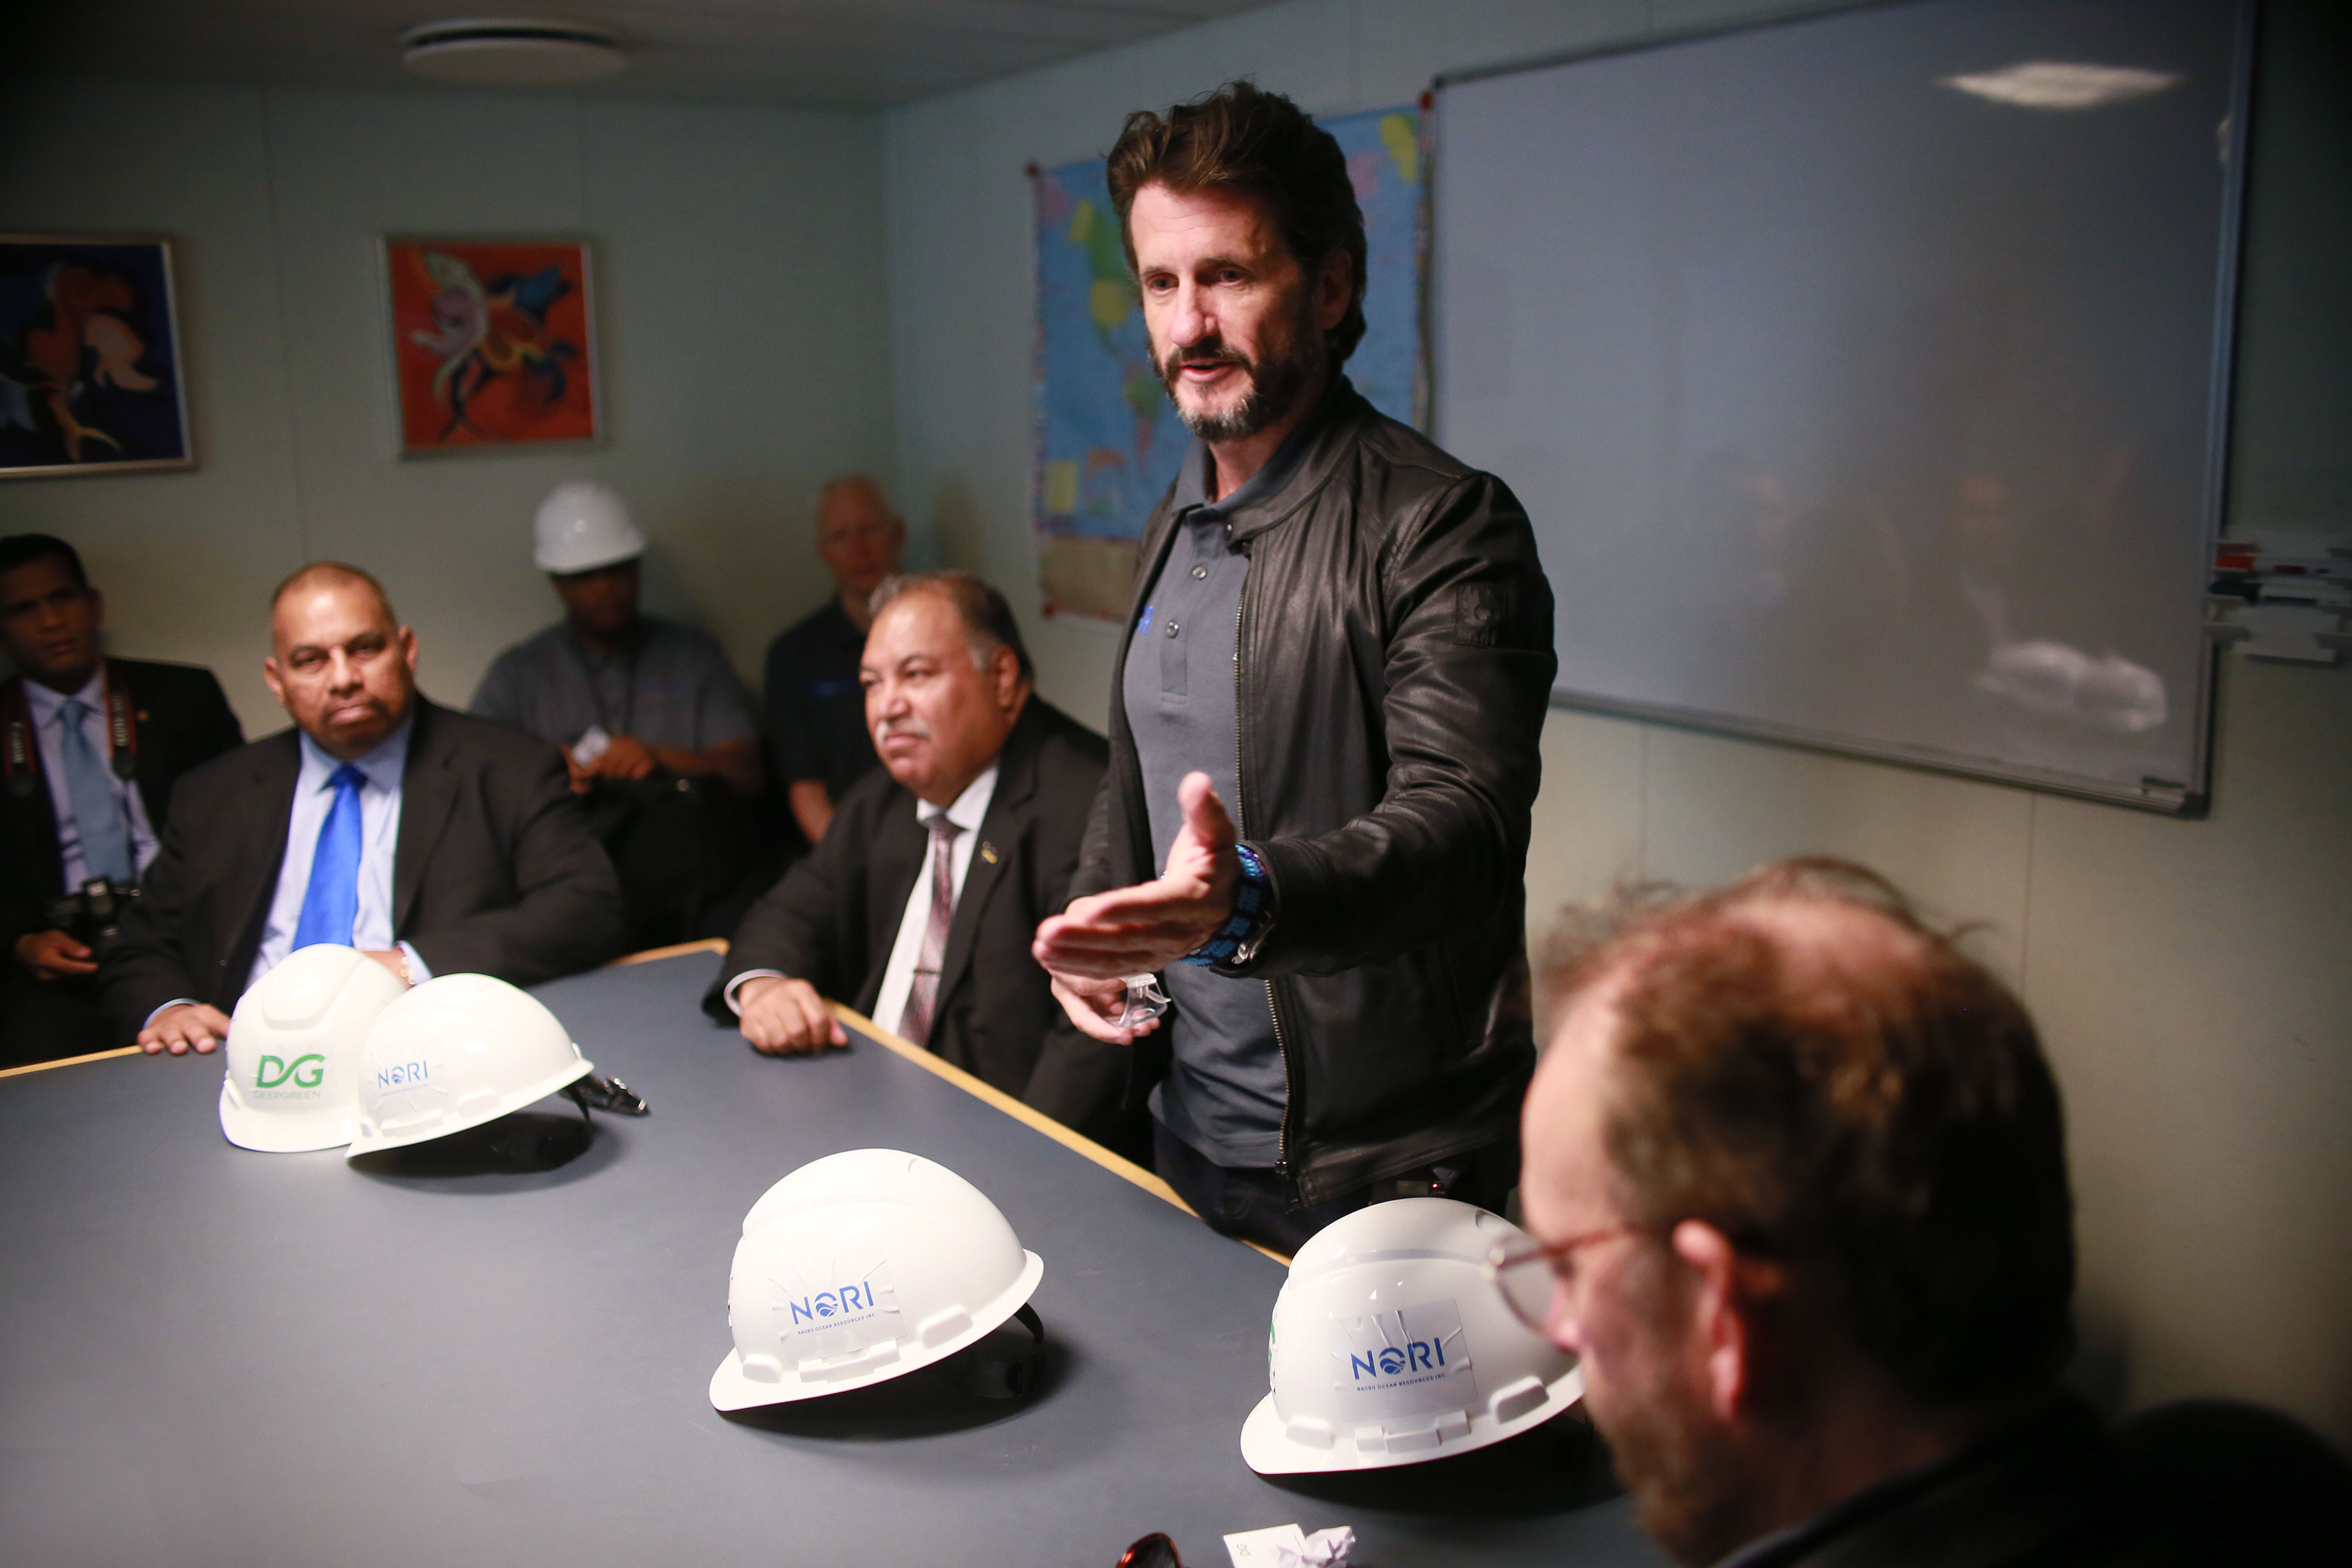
[254,82,310,562]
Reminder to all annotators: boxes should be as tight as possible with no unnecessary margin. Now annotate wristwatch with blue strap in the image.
[1178,840,1276,970]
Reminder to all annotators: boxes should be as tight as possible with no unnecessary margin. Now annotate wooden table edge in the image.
[0,951,1292,1267]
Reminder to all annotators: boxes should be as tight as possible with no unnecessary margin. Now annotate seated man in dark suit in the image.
[1515,858,2350,1568]
[105,562,626,1055]
[1,534,245,1067]
[710,571,1132,1151]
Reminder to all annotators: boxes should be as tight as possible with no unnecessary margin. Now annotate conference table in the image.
[0,949,1653,1567]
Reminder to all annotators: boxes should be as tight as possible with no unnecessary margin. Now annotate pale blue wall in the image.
[1,78,892,729]
[882,0,2352,1446]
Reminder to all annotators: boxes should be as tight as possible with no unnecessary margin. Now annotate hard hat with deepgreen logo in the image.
[345,973,593,1158]
[1241,1198,1584,1474]
[219,944,408,1152]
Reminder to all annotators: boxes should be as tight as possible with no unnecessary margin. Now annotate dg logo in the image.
[255,1054,326,1090]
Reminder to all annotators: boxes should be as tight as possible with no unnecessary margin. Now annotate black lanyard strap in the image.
[570,637,639,739]
[1,670,138,795]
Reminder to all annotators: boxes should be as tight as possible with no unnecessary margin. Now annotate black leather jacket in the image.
[1075,382,1558,1203]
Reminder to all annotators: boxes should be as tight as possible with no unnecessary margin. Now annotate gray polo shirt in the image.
[470,615,758,756]
[1123,396,1334,1170]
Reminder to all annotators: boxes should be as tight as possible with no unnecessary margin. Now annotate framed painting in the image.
[0,235,194,478]
[383,236,600,454]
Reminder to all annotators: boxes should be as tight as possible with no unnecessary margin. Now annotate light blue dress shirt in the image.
[24,666,159,890]
[244,716,430,993]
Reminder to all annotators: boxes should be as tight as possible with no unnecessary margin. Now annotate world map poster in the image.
[1032,105,1425,620]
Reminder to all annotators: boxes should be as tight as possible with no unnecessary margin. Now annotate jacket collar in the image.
[1214,377,1374,546]
[220,728,304,992]
[392,700,458,931]
[931,695,1051,1007]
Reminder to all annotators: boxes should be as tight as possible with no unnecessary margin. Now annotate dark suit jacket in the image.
[707,697,1132,1149]
[1,659,245,949]
[101,699,626,1037]
[1741,1394,2351,1568]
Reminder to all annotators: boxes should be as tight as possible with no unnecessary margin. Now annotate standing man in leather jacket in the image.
[1033,82,1557,1253]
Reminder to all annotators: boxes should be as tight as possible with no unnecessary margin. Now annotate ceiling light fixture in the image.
[1940,61,2180,111]
[401,18,627,86]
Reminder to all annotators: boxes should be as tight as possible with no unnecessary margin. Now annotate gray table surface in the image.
[0,952,1651,1567]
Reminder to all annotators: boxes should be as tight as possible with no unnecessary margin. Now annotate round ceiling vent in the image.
[401,18,627,85]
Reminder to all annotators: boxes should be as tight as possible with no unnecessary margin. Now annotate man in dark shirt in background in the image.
[763,475,904,846]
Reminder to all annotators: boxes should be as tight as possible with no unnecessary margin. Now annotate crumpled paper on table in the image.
[1222,1523,1356,1567]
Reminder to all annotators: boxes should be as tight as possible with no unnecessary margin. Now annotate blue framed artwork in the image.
[0,235,194,477]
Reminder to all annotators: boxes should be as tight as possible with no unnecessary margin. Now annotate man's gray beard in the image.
[1161,303,1324,444]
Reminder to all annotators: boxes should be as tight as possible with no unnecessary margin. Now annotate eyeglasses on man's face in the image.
[1483,1221,1652,1334]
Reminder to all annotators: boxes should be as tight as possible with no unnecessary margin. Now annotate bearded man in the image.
[1033,82,1557,1253]
[1513,858,2350,1567]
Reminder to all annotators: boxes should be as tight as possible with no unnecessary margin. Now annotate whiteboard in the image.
[1432,0,2250,812]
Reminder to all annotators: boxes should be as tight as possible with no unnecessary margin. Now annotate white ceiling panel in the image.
[21,0,1287,108]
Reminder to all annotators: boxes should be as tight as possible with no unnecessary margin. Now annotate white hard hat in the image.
[710,1149,1044,1410]
[1240,1197,1584,1474]
[345,973,594,1159]
[218,944,408,1152]
[532,480,645,573]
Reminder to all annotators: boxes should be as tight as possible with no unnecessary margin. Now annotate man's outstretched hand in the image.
[1036,772,1243,1045]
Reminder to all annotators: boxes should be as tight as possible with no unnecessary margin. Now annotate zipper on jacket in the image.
[1232,570,1299,1194]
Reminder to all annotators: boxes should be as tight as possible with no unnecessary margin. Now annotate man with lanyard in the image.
[0,533,242,1066]
[1034,84,1556,1254]
[472,481,765,946]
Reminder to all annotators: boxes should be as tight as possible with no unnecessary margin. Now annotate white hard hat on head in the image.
[345,973,594,1158]
[1240,1197,1584,1474]
[219,944,408,1152]
[533,480,645,573]
[710,1148,1044,1410]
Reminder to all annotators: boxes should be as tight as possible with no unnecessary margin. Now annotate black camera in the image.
[45,878,138,956]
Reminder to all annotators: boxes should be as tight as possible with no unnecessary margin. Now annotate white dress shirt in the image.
[25,665,159,889]
[244,717,430,993]
[724,764,999,1038]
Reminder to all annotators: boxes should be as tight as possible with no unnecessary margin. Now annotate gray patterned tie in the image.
[897,813,964,1047]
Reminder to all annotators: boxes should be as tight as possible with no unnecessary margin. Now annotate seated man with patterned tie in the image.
[103,562,626,1055]
[706,572,1134,1153]
[0,534,245,1067]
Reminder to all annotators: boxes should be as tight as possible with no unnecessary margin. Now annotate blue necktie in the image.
[56,697,134,886]
[293,765,367,950]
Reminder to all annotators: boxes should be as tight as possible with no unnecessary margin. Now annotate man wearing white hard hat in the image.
[1515,858,2351,1568]
[102,563,624,1055]
[474,481,767,945]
